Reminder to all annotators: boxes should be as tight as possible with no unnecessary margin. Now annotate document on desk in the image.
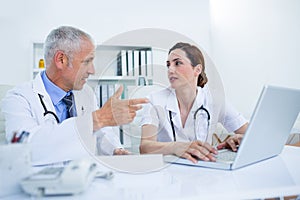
[96,154,164,173]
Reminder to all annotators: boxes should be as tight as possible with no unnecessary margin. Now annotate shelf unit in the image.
[32,43,154,93]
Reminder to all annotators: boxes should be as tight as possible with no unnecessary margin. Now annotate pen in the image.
[19,131,30,143]
[11,131,30,143]
[11,132,19,143]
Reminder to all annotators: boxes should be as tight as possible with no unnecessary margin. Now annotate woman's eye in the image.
[175,61,182,66]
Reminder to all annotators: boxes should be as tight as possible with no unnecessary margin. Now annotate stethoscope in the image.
[38,94,60,123]
[169,105,210,142]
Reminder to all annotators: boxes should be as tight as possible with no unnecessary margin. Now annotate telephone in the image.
[20,159,100,196]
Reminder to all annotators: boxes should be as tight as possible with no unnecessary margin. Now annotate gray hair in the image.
[44,26,95,67]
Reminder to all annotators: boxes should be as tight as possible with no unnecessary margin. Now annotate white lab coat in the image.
[1,72,122,165]
[141,86,247,144]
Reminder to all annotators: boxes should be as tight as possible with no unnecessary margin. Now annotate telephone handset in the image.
[21,159,100,196]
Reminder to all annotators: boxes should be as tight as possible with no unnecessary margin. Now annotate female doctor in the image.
[1,26,148,165]
[140,42,248,163]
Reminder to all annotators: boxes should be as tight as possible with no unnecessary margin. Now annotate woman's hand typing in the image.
[174,141,218,164]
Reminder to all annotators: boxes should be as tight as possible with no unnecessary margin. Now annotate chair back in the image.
[0,85,14,144]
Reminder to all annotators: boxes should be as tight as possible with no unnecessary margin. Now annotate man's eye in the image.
[166,62,170,68]
[82,59,92,65]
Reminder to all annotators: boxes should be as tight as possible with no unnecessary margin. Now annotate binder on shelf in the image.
[138,50,142,76]
[100,84,118,107]
[144,51,148,76]
[146,50,152,77]
[94,84,101,107]
[121,50,127,76]
[99,84,102,107]
[131,50,135,76]
[99,85,105,107]
[127,50,133,76]
[133,50,140,77]
[125,51,129,76]
[140,50,146,76]
[102,84,109,107]
[116,52,122,76]
[108,84,115,98]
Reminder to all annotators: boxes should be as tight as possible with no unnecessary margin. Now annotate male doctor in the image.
[1,26,148,165]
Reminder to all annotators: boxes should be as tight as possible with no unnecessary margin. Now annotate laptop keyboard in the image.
[216,150,237,163]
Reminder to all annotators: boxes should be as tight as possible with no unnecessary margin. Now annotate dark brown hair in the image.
[169,42,208,87]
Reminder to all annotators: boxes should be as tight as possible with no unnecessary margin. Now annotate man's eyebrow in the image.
[82,56,94,63]
[86,54,95,59]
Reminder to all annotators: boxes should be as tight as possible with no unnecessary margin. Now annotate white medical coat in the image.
[1,72,122,165]
[141,86,247,144]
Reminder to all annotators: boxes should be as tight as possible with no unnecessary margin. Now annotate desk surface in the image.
[3,146,300,200]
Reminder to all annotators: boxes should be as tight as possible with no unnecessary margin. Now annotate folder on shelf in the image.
[99,85,103,107]
[94,84,101,107]
[116,52,122,76]
[127,50,133,76]
[146,50,152,77]
[130,50,135,76]
[100,84,118,107]
[121,50,127,76]
[140,50,146,76]
[108,84,115,98]
[125,51,129,76]
[138,50,142,76]
[133,50,140,77]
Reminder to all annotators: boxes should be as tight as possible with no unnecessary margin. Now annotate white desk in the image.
[3,146,300,200]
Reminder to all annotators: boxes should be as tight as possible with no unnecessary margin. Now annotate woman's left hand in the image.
[217,134,243,151]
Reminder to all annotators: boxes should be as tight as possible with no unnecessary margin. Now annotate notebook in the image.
[164,85,300,170]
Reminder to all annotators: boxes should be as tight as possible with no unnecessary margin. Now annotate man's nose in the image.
[88,63,95,75]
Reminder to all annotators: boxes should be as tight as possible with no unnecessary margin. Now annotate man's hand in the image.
[93,85,149,131]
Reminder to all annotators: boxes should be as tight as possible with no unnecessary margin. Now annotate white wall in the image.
[0,0,211,84]
[210,0,300,118]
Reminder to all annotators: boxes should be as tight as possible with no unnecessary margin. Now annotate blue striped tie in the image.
[62,92,77,118]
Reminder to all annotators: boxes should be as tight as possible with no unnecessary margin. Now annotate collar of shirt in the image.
[41,71,68,105]
[166,86,208,130]
[166,87,206,114]
[41,71,73,122]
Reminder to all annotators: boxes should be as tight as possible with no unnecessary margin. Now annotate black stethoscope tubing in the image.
[38,93,60,123]
[169,105,210,142]
[169,110,177,141]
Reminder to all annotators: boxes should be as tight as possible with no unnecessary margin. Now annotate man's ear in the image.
[54,51,66,69]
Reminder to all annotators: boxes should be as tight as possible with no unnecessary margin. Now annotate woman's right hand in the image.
[174,141,218,164]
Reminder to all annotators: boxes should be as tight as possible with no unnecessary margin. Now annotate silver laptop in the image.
[164,85,300,170]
